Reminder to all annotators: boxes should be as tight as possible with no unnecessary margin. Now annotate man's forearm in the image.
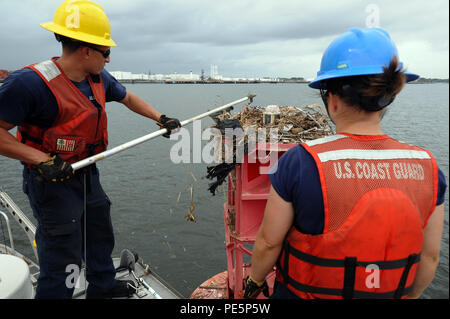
[0,127,49,165]
[121,91,161,121]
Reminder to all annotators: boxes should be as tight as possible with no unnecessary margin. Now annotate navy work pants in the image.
[23,165,116,299]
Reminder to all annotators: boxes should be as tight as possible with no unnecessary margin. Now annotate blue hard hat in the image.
[309,28,419,89]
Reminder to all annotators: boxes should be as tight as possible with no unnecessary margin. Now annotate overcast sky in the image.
[0,0,448,79]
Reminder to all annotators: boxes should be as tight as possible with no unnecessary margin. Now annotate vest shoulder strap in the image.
[28,60,61,82]
[303,134,348,147]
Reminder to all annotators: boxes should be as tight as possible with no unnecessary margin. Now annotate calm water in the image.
[0,83,448,298]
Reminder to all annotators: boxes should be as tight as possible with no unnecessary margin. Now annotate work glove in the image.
[36,152,74,183]
[243,275,269,299]
[157,114,181,138]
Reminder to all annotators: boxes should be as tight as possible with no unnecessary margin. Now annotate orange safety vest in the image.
[276,133,438,299]
[17,58,108,164]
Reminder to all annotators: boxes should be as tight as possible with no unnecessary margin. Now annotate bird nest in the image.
[205,104,334,196]
[212,104,334,144]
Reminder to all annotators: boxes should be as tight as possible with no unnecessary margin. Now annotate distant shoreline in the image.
[410,78,449,84]
[115,79,449,84]
[0,78,448,84]
[115,79,308,84]
[117,79,283,84]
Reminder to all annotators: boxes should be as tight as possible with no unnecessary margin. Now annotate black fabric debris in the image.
[205,118,248,195]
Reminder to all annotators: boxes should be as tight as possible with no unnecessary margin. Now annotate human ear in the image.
[80,46,90,60]
[328,92,339,113]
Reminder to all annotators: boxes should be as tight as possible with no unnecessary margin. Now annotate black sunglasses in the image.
[84,44,111,59]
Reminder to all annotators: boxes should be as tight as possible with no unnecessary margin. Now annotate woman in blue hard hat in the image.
[244,28,446,299]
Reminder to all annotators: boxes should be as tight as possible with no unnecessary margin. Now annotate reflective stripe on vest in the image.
[33,60,61,82]
[317,149,431,162]
[17,59,108,164]
[276,134,438,299]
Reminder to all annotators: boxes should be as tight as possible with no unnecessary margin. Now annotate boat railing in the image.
[0,210,14,252]
[0,188,38,261]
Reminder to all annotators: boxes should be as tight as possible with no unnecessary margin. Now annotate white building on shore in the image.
[109,69,279,83]
[109,71,200,82]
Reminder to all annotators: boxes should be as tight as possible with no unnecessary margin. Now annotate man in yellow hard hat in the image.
[0,0,181,299]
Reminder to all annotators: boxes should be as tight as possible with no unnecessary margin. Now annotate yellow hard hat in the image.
[40,0,117,47]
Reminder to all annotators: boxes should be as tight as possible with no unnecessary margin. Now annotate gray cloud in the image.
[0,0,448,79]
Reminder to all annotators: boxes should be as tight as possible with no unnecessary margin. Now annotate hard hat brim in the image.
[40,21,117,47]
[308,67,419,89]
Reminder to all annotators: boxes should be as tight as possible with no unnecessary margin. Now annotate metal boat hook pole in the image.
[71,94,256,171]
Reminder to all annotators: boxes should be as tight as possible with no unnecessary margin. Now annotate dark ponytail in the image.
[322,56,406,112]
